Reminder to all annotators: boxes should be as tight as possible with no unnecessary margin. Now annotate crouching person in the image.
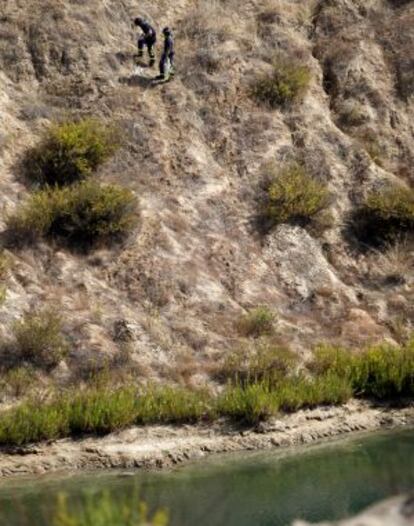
[134,17,156,66]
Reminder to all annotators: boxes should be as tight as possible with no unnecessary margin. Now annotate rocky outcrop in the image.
[293,494,414,526]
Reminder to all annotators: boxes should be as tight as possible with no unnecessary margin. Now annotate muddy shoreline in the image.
[0,400,413,479]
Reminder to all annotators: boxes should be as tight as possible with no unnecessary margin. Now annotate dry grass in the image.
[181,0,236,46]
[370,239,414,285]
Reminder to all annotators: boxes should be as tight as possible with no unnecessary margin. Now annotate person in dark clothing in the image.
[157,27,175,80]
[134,17,156,66]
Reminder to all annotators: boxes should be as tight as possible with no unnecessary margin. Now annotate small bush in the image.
[266,164,329,227]
[251,57,311,107]
[24,119,119,187]
[217,383,280,424]
[237,306,275,338]
[12,309,68,370]
[8,181,138,248]
[349,184,414,246]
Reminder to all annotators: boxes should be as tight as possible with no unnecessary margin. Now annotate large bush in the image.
[24,119,119,186]
[251,57,311,108]
[350,184,414,245]
[8,180,138,248]
[12,309,68,370]
[266,164,329,226]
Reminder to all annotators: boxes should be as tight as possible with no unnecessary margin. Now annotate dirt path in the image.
[0,400,412,479]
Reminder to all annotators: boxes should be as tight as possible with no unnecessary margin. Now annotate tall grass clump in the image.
[310,338,414,399]
[349,184,414,246]
[11,309,68,370]
[0,385,212,446]
[24,119,119,187]
[7,181,138,248]
[217,375,352,425]
[54,492,169,526]
[136,386,212,424]
[237,306,275,338]
[266,164,329,227]
[221,341,298,387]
[251,57,311,108]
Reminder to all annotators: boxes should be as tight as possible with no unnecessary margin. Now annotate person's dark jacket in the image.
[162,34,174,58]
[137,20,156,39]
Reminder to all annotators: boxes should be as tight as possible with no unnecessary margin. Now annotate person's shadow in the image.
[118,74,154,88]
[118,55,157,87]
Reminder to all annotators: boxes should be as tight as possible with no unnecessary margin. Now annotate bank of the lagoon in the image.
[0,401,412,479]
[1,427,414,526]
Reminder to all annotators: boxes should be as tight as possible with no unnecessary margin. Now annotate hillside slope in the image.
[0,0,413,387]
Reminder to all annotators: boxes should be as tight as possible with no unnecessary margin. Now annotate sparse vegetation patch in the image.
[11,309,68,370]
[349,183,414,246]
[1,337,414,445]
[237,306,275,338]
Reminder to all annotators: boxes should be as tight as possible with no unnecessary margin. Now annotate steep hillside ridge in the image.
[0,0,413,386]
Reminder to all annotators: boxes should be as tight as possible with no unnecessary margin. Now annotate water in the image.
[0,428,414,526]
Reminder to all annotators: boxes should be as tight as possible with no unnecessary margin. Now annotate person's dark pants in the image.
[159,52,175,77]
[138,35,156,59]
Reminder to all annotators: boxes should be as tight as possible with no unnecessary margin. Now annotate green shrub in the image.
[0,385,212,446]
[136,386,212,424]
[8,181,138,248]
[266,164,329,226]
[216,383,280,424]
[310,338,414,399]
[68,386,139,435]
[217,375,351,424]
[54,492,169,526]
[251,57,311,107]
[12,309,68,370]
[237,306,275,338]
[276,374,352,412]
[350,184,414,246]
[24,119,119,187]
[0,398,70,445]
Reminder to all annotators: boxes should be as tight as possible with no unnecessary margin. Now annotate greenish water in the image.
[0,429,414,526]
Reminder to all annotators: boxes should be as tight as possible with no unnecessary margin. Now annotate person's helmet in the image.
[134,17,144,26]
[162,27,172,35]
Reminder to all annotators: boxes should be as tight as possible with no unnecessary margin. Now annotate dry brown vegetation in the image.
[0,0,413,399]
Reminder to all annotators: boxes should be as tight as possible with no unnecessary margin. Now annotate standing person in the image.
[134,17,157,66]
[157,27,175,81]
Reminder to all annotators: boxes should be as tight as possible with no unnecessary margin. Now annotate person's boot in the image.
[149,58,155,67]
[137,50,144,59]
